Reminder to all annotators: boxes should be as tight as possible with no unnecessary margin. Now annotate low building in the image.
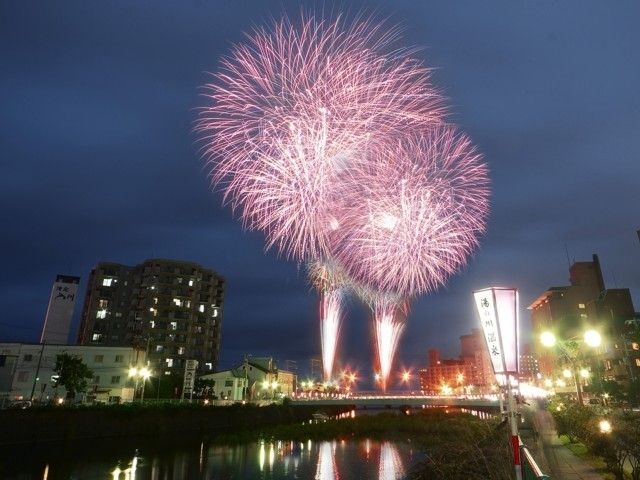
[235,357,297,400]
[199,369,248,401]
[0,343,145,405]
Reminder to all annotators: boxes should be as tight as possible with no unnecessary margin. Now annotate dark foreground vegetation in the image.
[0,402,352,446]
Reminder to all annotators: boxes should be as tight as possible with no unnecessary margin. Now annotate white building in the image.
[0,343,146,405]
[199,368,248,401]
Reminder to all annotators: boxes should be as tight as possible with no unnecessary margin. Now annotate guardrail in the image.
[520,441,550,479]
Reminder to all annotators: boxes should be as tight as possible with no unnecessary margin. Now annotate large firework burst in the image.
[331,127,490,298]
[197,14,444,260]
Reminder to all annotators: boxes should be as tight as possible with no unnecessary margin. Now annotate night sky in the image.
[2,1,639,379]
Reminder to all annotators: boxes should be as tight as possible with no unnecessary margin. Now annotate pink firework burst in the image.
[332,126,490,298]
[197,14,444,260]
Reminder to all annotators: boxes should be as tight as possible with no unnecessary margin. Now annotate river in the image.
[1,436,421,480]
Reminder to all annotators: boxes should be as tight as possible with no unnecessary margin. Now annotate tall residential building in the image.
[41,275,81,344]
[77,259,224,374]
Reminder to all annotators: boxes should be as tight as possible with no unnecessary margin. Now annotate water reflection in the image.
[315,441,339,480]
[379,442,405,480]
[3,436,419,479]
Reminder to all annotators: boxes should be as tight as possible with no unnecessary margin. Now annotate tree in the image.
[54,353,93,399]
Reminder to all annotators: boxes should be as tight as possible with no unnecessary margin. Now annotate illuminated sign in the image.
[473,287,519,375]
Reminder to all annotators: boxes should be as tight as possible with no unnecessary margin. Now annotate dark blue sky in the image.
[1,1,639,377]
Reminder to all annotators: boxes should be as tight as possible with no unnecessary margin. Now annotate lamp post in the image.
[129,366,152,402]
[539,329,601,405]
[474,287,521,480]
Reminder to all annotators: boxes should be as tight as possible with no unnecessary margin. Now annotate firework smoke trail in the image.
[309,259,350,381]
[319,289,343,381]
[197,13,444,261]
[374,300,406,392]
[379,442,405,480]
[331,127,490,298]
[355,286,407,391]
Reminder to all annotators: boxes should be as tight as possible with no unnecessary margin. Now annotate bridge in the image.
[290,395,500,410]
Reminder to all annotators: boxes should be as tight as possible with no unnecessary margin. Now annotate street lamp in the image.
[539,329,601,405]
[599,419,612,434]
[128,366,152,402]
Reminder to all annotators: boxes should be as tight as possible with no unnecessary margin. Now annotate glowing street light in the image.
[543,379,553,388]
[374,372,381,382]
[562,369,572,379]
[402,371,411,383]
[579,369,590,379]
[599,419,612,434]
[540,331,556,348]
[584,329,602,348]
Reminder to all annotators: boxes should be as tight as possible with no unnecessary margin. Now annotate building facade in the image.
[0,343,145,404]
[528,253,637,390]
[77,259,224,374]
[199,368,248,401]
[419,329,495,394]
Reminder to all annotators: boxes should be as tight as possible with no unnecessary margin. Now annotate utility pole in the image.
[29,343,46,402]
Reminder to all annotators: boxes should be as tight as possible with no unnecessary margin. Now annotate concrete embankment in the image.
[0,403,352,446]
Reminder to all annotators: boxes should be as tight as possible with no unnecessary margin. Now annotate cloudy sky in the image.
[1,1,638,380]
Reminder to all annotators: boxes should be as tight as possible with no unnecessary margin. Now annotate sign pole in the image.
[507,375,522,480]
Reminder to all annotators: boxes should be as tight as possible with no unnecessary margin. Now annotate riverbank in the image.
[0,402,353,446]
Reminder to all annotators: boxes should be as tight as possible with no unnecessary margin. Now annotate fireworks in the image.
[308,259,351,381]
[198,14,444,260]
[198,12,490,390]
[331,127,490,297]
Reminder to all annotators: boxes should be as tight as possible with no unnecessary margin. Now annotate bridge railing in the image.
[520,441,550,479]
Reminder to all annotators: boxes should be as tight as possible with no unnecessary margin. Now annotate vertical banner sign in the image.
[473,287,522,480]
[41,275,80,344]
[473,287,519,375]
[182,359,198,401]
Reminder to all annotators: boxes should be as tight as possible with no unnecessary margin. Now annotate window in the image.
[115,312,122,318]
[188,279,194,286]
[23,354,33,362]
[632,342,639,351]
[170,322,178,331]
[149,308,157,317]
[205,362,213,370]
[102,278,113,286]
[578,303,585,309]
[17,371,29,382]
[166,358,174,367]
[153,297,158,305]
[636,359,640,367]
[111,376,121,384]
[225,380,234,387]
[92,333,102,342]
[173,298,182,307]
[150,320,155,329]
[94,375,100,384]
[115,355,123,363]
[99,299,109,308]
[212,308,219,318]
[178,347,185,355]
[96,309,107,319]
[199,305,205,313]
[155,345,164,353]
[94,355,104,363]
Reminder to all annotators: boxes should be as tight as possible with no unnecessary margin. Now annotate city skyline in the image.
[1,0,639,373]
